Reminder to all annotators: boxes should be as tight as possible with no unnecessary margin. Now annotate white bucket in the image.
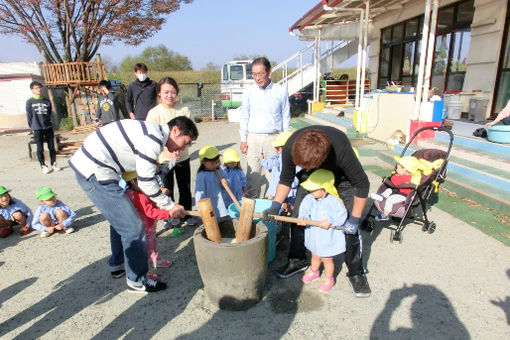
[447,101,462,119]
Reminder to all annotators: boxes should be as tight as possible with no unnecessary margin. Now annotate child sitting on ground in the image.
[297,169,348,293]
[0,185,32,237]
[221,148,248,207]
[371,156,416,221]
[123,172,172,270]
[32,187,76,237]
[195,145,229,218]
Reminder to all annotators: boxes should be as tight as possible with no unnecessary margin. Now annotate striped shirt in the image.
[69,119,175,209]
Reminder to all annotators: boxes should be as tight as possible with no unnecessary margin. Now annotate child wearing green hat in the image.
[0,185,33,237]
[297,169,348,293]
[221,148,248,207]
[32,187,76,237]
[370,156,416,221]
[195,145,229,218]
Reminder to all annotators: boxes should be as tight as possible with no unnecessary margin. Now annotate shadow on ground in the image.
[370,284,469,339]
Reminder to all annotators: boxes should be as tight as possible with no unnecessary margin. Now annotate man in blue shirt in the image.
[240,57,290,197]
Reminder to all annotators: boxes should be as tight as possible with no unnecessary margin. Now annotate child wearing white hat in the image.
[297,169,348,293]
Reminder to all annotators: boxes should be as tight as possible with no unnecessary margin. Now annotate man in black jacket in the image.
[26,81,60,174]
[263,126,371,297]
[125,63,157,120]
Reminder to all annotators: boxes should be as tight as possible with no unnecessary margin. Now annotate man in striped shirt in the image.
[69,116,198,293]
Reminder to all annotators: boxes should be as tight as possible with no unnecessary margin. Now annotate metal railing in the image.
[273,40,349,90]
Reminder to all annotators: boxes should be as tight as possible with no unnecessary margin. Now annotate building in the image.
[0,62,46,129]
[290,0,510,123]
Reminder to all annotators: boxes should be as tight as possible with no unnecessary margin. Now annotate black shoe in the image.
[347,274,371,298]
[276,258,308,279]
[111,269,125,279]
[127,278,167,293]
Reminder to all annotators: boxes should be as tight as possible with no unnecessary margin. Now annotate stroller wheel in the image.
[422,223,429,232]
[390,230,394,243]
[427,222,436,234]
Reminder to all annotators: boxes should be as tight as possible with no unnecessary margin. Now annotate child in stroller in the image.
[371,156,417,221]
[363,147,449,243]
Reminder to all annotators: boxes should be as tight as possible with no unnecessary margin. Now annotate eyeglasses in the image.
[252,72,267,79]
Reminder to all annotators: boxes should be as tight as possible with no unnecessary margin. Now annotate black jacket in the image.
[280,125,370,198]
[125,78,158,120]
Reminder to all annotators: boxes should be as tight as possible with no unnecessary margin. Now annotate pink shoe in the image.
[318,276,335,293]
[301,268,320,284]
[147,271,158,280]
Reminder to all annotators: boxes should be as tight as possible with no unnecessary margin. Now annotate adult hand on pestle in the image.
[262,201,282,222]
[168,204,185,219]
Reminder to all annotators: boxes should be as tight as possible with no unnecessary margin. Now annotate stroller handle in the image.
[401,126,454,162]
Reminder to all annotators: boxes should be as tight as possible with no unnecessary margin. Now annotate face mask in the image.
[137,73,147,82]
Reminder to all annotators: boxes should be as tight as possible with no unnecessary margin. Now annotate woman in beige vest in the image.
[146,77,194,226]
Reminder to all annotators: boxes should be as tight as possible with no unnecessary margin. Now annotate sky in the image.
[0,0,324,70]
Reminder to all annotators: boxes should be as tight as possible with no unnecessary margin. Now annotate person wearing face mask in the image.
[125,63,158,120]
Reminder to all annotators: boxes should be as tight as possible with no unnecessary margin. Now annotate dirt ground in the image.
[0,121,509,339]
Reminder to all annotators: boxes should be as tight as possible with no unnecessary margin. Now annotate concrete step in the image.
[379,149,510,215]
[415,138,510,179]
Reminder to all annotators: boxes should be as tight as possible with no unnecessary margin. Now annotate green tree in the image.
[120,45,192,73]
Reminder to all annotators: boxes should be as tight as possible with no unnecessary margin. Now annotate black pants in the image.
[288,181,364,277]
[159,158,192,210]
[33,128,56,166]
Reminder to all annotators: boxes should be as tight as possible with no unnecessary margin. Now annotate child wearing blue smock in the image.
[261,131,293,200]
[298,169,348,293]
[32,187,76,238]
[0,185,33,236]
[221,148,247,207]
[195,145,229,218]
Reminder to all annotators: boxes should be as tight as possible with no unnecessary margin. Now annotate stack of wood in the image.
[69,125,99,134]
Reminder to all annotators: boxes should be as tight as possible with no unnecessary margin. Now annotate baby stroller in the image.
[362,126,454,243]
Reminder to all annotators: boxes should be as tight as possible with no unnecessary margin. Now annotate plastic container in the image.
[447,101,462,119]
[227,199,277,263]
[488,125,510,144]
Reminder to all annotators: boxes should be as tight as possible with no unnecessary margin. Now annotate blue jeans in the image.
[75,174,148,284]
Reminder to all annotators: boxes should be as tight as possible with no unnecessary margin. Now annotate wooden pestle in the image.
[214,169,242,211]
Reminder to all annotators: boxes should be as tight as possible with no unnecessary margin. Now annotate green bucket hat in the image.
[0,185,10,195]
[35,187,56,201]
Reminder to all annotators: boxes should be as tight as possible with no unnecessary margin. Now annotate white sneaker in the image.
[41,165,51,174]
[40,231,50,238]
[65,227,75,234]
[52,163,62,171]
[370,193,383,201]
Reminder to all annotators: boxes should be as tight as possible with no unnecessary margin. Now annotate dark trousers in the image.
[33,128,56,166]
[502,116,510,125]
[159,158,192,210]
[288,181,364,277]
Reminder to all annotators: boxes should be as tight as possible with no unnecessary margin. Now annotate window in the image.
[222,64,228,81]
[246,64,253,79]
[378,0,474,92]
[230,65,244,80]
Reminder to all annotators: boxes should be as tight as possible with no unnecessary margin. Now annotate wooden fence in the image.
[322,79,371,105]
[42,61,107,86]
